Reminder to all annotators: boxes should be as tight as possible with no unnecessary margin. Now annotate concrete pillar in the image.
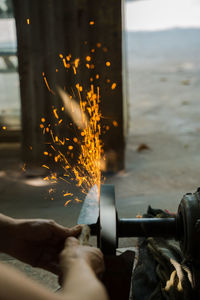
[13,0,126,171]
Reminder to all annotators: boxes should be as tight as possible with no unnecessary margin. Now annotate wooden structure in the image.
[13,0,126,171]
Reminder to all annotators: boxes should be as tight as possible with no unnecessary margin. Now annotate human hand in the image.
[7,218,82,275]
[60,237,105,278]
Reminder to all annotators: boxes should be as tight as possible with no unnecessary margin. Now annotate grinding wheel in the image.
[98,184,118,255]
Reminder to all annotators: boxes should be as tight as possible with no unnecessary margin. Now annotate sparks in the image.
[42,73,55,95]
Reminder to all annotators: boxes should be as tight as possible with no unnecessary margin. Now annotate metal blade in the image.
[78,184,99,225]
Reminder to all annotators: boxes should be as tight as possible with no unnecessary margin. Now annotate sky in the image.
[125,0,200,31]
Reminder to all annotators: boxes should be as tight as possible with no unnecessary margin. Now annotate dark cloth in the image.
[132,206,198,300]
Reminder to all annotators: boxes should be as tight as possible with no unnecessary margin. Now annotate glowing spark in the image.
[41,118,45,122]
[96,43,101,48]
[106,61,111,67]
[27,18,30,24]
[73,66,77,74]
[75,197,82,203]
[111,83,117,90]
[68,145,73,150]
[42,165,50,169]
[64,193,73,197]
[113,120,118,127]
[43,73,55,95]
[64,200,71,206]
[74,58,80,68]
[89,21,95,25]
[43,151,48,156]
[96,74,99,79]
[73,137,78,143]
[66,54,71,61]
[91,49,95,53]
[53,108,59,119]
[40,124,44,128]
[2,126,6,130]
[86,56,91,62]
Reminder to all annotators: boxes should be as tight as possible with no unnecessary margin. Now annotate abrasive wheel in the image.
[98,184,118,255]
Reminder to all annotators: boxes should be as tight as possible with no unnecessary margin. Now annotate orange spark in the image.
[111,83,117,90]
[27,18,30,25]
[66,54,71,61]
[64,200,72,206]
[53,108,59,119]
[106,61,111,67]
[97,43,101,48]
[89,21,95,25]
[64,193,73,197]
[86,56,91,62]
[43,74,55,95]
[73,137,78,143]
[42,165,50,169]
[113,120,118,127]
[75,197,82,203]
[43,151,48,155]
[41,117,45,122]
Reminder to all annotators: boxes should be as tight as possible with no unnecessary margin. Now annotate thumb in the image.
[65,224,83,237]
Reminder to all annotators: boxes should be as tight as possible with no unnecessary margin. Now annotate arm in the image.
[0,213,16,254]
[0,239,108,300]
[0,213,82,274]
[60,237,108,300]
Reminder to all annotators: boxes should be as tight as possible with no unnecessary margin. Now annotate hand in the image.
[60,237,105,278]
[7,218,82,275]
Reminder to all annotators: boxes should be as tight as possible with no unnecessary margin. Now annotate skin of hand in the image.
[5,218,82,275]
[60,237,105,279]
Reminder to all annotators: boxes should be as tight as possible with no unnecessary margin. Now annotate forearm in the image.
[0,214,17,253]
[61,259,108,300]
[0,262,61,300]
[0,261,108,300]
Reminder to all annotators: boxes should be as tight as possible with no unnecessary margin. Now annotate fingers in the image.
[65,236,80,247]
[51,222,83,238]
[66,225,83,237]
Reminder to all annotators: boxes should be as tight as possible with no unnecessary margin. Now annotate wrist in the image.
[62,257,94,279]
[0,214,18,253]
